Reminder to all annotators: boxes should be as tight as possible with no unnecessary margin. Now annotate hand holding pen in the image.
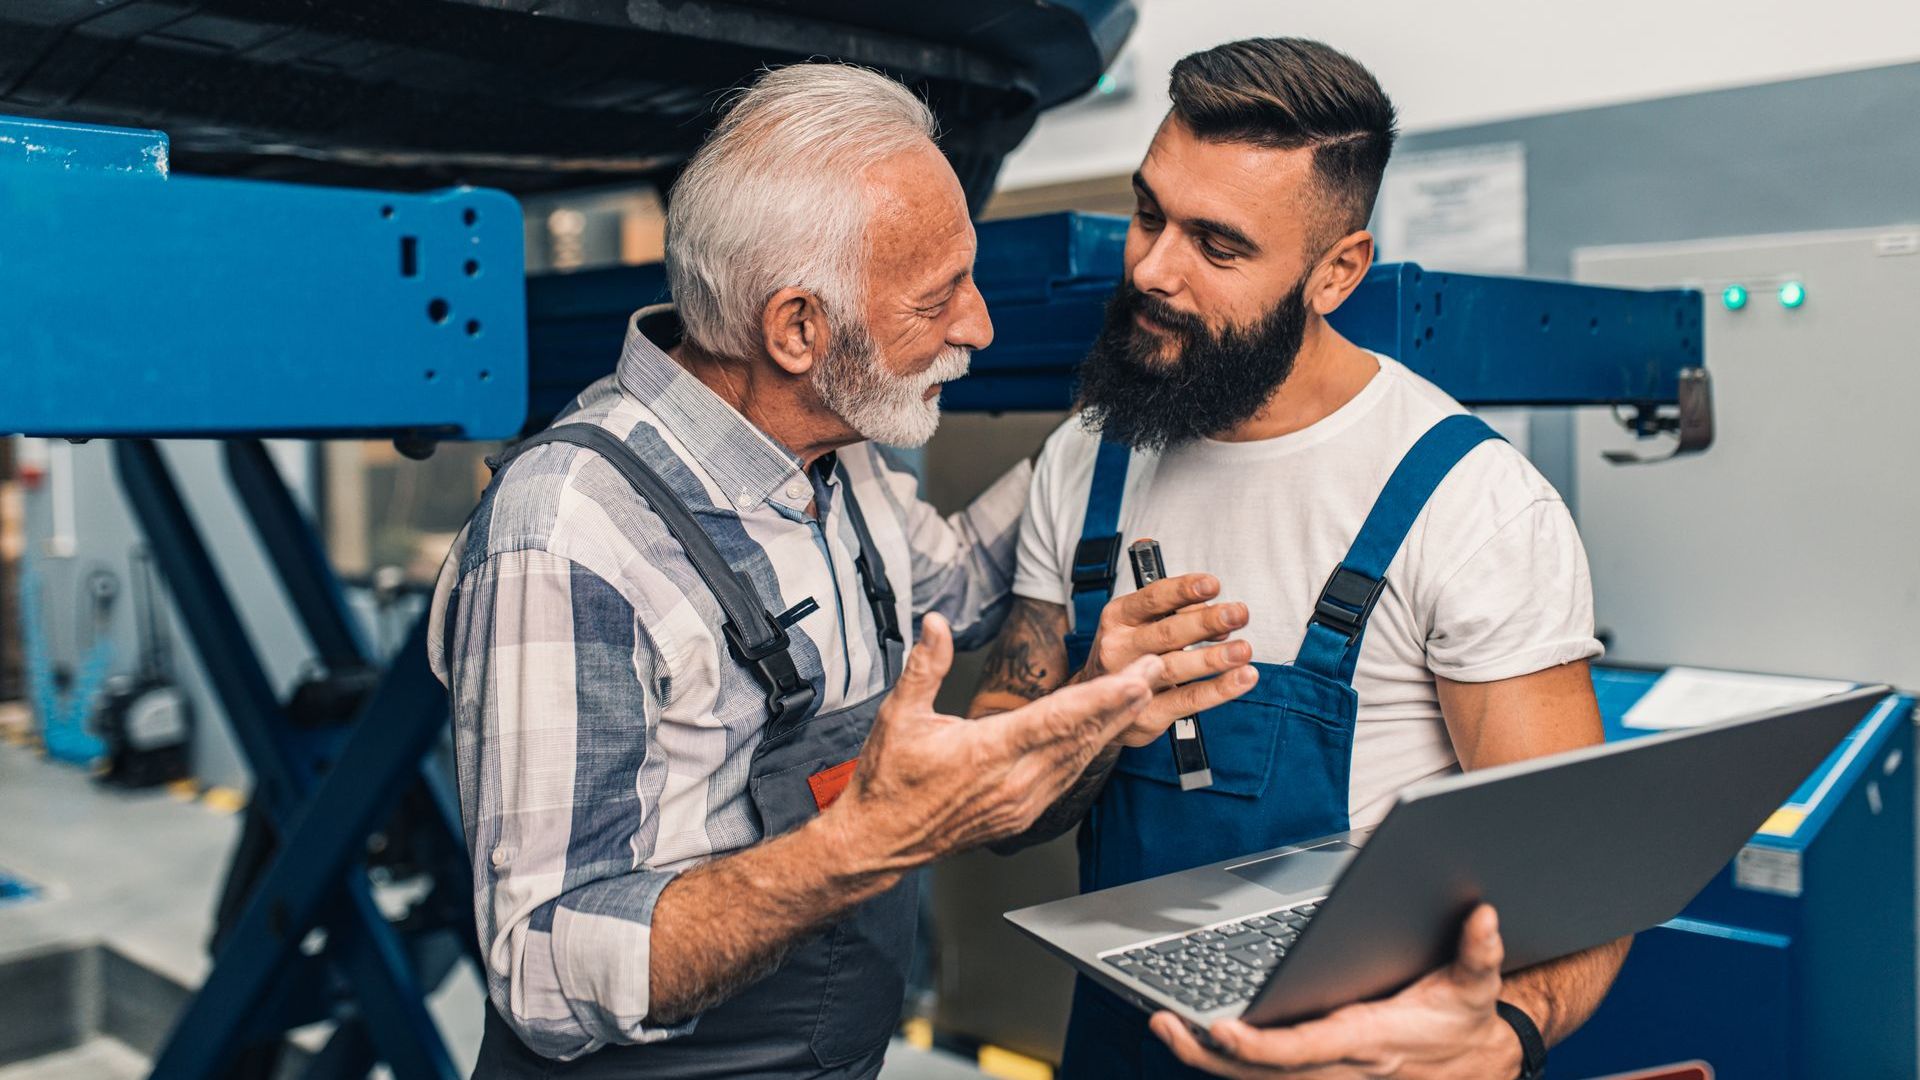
[1068,545,1256,768]
[1129,539,1219,790]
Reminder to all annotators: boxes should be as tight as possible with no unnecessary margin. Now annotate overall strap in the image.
[836,470,904,681]
[1294,414,1504,685]
[1067,440,1133,657]
[492,425,817,728]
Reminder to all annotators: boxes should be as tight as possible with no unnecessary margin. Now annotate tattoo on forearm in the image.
[976,599,1068,702]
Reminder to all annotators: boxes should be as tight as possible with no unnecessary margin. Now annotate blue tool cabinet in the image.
[1553,668,1916,1080]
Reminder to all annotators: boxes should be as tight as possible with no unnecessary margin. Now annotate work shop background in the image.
[0,1,1917,1079]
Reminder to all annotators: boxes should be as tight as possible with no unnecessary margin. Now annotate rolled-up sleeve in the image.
[440,547,693,1060]
[865,445,1031,650]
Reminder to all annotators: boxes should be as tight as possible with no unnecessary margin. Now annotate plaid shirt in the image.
[428,306,1029,1060]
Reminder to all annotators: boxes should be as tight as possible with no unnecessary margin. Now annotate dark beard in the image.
[1075,277,1310,451]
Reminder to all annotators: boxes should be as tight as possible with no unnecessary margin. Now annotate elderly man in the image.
[430,62,1251,1078]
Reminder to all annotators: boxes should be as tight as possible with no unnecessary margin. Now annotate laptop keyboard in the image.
[1101,902,1321,1012]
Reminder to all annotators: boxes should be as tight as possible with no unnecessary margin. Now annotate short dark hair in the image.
[1168,38,1398,243]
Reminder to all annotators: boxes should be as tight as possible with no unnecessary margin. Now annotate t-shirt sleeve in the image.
[1011,425,1074,608]
[1425,497,1605,683]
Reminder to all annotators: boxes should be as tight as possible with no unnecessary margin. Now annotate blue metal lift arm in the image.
[526,214,1704,427]
[0,115,528,442]
[1,115,1699,438]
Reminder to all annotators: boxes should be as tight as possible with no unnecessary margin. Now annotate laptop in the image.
[1007,685,1885,1030]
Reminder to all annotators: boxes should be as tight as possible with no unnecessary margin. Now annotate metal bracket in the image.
[1603,367,1715,465]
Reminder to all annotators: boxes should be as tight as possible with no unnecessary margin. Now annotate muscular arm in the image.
[966,585,1256,853]
[967,598,1115,852]
[1438,659,1631,1045]
[970,596,1071,709]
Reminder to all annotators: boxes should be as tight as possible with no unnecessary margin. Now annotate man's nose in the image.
[947,278,994,352]
[1130,230,1181,297]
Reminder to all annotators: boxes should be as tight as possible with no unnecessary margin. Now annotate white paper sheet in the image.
[1376,142,1527,274]
[1622,667,1857,731]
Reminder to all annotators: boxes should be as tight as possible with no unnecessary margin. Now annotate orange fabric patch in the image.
[808,759,859,811]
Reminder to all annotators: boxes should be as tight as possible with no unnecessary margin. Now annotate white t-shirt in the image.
[1013,354,1604,827]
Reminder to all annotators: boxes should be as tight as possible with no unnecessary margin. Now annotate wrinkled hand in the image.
[1150,906,1520,1080]
[1076,573,1257,747]
[826,613,1162,872]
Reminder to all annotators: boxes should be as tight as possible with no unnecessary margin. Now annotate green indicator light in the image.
[1721,284,1748,311]
[1779,281,1807,309]
[1096,73,1117,95]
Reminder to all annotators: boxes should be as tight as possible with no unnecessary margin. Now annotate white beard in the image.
[813,330,971,448]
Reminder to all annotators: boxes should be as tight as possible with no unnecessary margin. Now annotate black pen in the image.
[1127,538,1214,792]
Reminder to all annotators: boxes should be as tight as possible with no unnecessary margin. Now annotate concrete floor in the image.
[0,741,987,1078]
[0,1039,148,1080]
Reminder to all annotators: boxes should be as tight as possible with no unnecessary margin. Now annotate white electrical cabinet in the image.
[1573,226,1920,687]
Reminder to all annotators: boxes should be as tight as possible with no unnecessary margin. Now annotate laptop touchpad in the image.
[1226,841,1359,896]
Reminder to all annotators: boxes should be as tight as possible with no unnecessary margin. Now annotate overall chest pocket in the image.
[1110,663,1360,800]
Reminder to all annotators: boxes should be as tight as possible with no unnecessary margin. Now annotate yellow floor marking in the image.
[979,1045,1053,1080]
[200,786,247,814]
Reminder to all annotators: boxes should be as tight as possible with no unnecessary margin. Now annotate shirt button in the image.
[785,482,806,500]
[733,491,753,509]
[490,847,508,868]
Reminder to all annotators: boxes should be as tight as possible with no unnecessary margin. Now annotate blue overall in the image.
[1056,415,1501,1079]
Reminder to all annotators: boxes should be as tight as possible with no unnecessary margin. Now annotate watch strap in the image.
[1496,1000,1548,1080]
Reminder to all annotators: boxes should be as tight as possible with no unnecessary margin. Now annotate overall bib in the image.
[1056,416,1500,1080]
[472,425,914,1079]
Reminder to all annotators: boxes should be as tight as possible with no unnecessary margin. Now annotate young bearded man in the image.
[968,38,1629,1080]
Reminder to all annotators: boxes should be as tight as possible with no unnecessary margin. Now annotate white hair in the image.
[665,63,939,361]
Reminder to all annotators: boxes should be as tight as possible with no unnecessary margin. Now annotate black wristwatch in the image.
[1496,1001,1548,1080]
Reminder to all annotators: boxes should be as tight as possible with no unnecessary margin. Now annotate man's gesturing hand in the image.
[823,612,1161,873]
[1077,573,1258,747]
[1149,905,1521,1080]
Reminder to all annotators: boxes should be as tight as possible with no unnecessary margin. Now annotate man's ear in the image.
[761,286,832,377]
[1306,230,1376,317]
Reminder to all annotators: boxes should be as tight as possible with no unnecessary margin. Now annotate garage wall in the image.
[1389,60,1920,505]
[999,0,1920,189]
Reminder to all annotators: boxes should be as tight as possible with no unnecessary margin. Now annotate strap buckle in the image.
[854,553,902,643]
[723,614,816,722]
[1071,535,1123,594]
[1310,566,1388,643]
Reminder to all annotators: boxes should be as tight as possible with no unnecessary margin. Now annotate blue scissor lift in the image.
[5,111,1897,1080]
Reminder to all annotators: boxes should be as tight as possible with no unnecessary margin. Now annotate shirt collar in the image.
[616,304,815,514]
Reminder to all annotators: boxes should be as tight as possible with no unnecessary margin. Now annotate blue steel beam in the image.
[0,115,169,175]
[0,115,527,441]
[524,213,1703,424]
